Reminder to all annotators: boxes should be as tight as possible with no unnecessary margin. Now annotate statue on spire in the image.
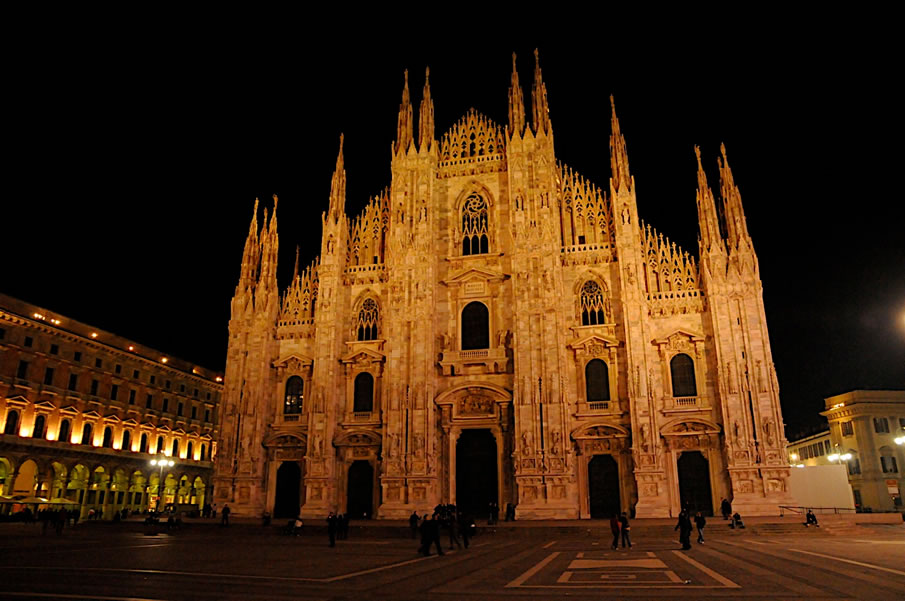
[395,70,413,154]
[508,52,526,137]
[418,67,434,152]
[531,49,551,136]
[609,95,632,194]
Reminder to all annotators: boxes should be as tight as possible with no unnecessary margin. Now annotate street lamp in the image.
[149,456,174,514]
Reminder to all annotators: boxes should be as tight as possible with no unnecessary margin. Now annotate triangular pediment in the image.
[121,418,139,426]
[34,400,57,411]
[442,267,508,286]
[172,428,186,435]
[4,395,29,405]
[273,353,315,369]
[140,422,156,429]
[82,410,101,419]
[59,405,79,415]
[568,333,620,350]
[340,347,386,365]
[102,414,121,423]
[156,425,172,433]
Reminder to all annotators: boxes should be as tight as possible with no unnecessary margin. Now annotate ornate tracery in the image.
[461,194,489,255]
[356,298,380,341]
[579,281,607,325]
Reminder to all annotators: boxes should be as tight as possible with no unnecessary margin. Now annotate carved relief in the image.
[458,395,493,415]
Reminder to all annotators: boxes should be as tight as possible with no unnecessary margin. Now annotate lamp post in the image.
[149,456,174,514]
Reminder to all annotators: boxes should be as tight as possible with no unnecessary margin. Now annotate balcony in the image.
[661,396,707,413]
[575,399,620,417]
[439,347,508,376]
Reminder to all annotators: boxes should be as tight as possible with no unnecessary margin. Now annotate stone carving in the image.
[550,430,561,456]
[521,430,533,456]
[763,419,776,446]
[413,433,425,458]
[727,362,738,394]
[459,395,493,415]
[640,424,650,452]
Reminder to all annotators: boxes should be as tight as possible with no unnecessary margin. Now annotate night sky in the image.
[3,33,902,440]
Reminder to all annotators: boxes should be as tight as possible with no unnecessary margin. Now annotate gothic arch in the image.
[453,180,496,211]
[659,417,721,436]
[262,432,307,449]
[334,430,382,447]
[434,382,511,407]
[351,291,382,341]
[570,421,630,440]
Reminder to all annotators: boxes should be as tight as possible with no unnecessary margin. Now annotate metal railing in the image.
[778,505,856,516]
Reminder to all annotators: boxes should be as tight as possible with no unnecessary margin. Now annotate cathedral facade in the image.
[213,52,794,520]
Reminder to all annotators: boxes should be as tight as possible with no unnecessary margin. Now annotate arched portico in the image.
[262,432,307,518]
[571,422,632,519]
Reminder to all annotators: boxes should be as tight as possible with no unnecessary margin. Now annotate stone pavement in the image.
[0,520,902,600]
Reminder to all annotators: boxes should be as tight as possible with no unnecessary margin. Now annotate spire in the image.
[257,195,279,296]
[395,69,414,154]
[508,52,526,137]
[328,134,346,221]
[292,245,300,281]
[609,95,632,193]
[695,146,725,255]
[717,143,751,248]
[530,49,551,135]
[237,197,260,291]
[418,67,434,152]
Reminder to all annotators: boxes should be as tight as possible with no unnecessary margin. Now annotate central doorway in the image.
[273,462,301,519]
[678,450,713,516]
[588,454,620,518]
[456,429,498,518]
[346,460,373,519]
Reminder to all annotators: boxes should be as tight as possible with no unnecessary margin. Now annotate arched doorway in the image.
[456,429,497,517]
[273,462,301,519]
[677,451,712,516]
[588,454,620,518]
[346,461,373,519]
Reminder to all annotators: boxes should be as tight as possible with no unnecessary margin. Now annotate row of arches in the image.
[0,456,208,519]
[584,354,697,403]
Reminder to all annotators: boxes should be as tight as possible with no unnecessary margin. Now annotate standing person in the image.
[675,509,692,550]
[327,512,337,547]
[694,511,706,543]
[457,511,471,549]
[720,498,731,520]
[446,509,462,550]
[609,513,621,550]
[492,502,500,525]
[220,504,231,526]
[409,510,420,539]
[619,512,632,548]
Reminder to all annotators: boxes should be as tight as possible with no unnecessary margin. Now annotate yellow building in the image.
[817,390,905,512]
[0,293,222,519]
[214,52,795,520]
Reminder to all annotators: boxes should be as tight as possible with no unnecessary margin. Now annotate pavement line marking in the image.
[543,540,557,549]
[671,550,740,588]
[557,570,573,583]
[789,548,905,577]
[746,540,769,546]
[0,593,160,601]
[576,552,584,558]
[854,540,905,545]
[322,553,443,582]
[665,570,682,583]
[646,552,655,558]
[505,551,559,588]
[568,558,667,569]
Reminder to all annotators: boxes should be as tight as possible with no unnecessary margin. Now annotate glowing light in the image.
[828,453,840,462]
[795,464,805,468]
[215,376,223,383]
[128,346,135,351]
[789,453,799,461]
[840,453,852,461]
[161,357,168,363]
[895,436,905,445]
[90,332,98,338]
[33,313,44,320]
[46,432,56,441]
[831,403,845,409]
[50,318,61,325]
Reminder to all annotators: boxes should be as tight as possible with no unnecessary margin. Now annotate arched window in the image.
[461,193,489,255]
[122,430,131,452]
[585,359,610,403]
[580,281,607,326]
[670,354,697,397]
[356,299,379,341]
[58,418,71,443]
[172,439,179,457]
[3,410,19,435]
[140,433,148,453]
[353,372,374,413]
[284,376,304,415]
[187,441,194,460]
[201,443,208,461]
[33,415,46,438]
[156,436,164,453]
[102,427,113,448]
[81,423,93,445]
[461,302,490,350]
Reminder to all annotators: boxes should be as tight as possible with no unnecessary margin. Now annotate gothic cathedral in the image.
[213,52,794,520]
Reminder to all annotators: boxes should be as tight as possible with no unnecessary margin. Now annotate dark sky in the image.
[3,31,902,440]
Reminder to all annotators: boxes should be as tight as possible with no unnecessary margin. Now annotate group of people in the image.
[410,504,473,556]
[326,512,352,546]
[608,512,632,549]
[37,508,74,534]
[674,509,708,549]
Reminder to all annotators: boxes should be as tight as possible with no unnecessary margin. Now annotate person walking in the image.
[457,511,471,549]
[419,514,444,556]
[675,509,692,550]
[220,504,231,526]
[694,511,706,543]
[409,511,420,539]
[327,512,338,547]
[446,510,462,550]
[609,513,621,550]
[619,512,632,548]
[720,498,731,520]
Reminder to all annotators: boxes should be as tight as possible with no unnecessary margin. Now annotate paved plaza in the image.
[0,520,903,600]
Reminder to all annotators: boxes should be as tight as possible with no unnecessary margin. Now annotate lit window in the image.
[461,193,489,255]
[284,376,303,415]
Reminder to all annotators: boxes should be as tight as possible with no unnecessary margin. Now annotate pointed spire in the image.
[258,195,279,296]
[508,52,526,137]
[395,69,413,154]
[328,134,346,221]
[292,245,300,280]
[717,143,751,248]
[237,197,260,291]
[531,49,551,135]
[609,95,632,193]
[695,146,725,255]
[418,67,434,152]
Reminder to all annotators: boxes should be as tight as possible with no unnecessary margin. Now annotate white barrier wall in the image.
[787,465,855,511]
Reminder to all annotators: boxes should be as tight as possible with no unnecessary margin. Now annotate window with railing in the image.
[585,359,610,406]
[670,354,697,397]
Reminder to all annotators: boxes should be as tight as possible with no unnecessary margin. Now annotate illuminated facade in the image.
[215,52,795,520]
[0,293,222,519]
